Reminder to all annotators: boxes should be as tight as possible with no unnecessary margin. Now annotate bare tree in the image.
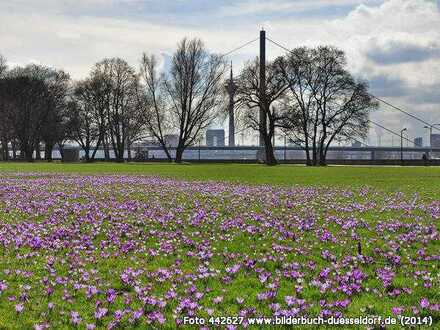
[68,79,102,161]
[0,74,47,161]
[40,69,71,160]
[87,73,112,161]
[236,58,288,165]
[125,85,146,161]
[139,54,173,161]
[276,46,378,166]
[163,38,227,163]
[93,58,142,162]
[275,47,317,165]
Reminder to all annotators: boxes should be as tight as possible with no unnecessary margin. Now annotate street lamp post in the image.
[400,128,407,165]
[424,125,432,159]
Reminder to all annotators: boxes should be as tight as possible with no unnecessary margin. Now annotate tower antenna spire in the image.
[230,60,233,80]
[225,60,237,147]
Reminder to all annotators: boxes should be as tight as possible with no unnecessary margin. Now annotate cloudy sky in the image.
[1,0,439,145]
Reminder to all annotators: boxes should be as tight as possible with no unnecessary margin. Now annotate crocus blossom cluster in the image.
[0,174,438,328]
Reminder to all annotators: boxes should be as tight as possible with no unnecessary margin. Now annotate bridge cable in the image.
[220,37,259,58]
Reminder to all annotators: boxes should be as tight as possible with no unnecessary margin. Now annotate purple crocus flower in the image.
[420,298,430,309]
[15,304,24,313]
[70,311,82,325]
[391,307,404,315]
[213,296,223,304]
[95,307,108,320]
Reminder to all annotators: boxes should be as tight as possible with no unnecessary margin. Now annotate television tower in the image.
[225,62,237,147]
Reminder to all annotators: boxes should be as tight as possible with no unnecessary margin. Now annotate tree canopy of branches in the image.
[1,43,376,164]
[162,38,227,163]
[139,54,173,161]
[68,78,103,161]
[38,68,71,160]
[92,58,143,162]
[235,58,288,165]
[276,46,378,166]
[0,64,70,161]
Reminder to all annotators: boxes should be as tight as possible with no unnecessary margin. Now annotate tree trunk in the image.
[12,141,17,160]
[127,142,132,162]
[24,143,33,162]
[263,134,277,166]
[318,136,327,166]
[159,141,173,162]
[311,140,318,166]
[175,145,184,163]
[116,142,124,162]
[322,141,334,167]
[58,145,65,160]
[19,147,25,160]
[84,145,90,162]
[91,138,101,162]
[318,147,325,166]
[19,142,31,161]
[103,136,110,161]
[164,148,172,162]
[305,149,311,166]
[45,143,53,161]
[1,137,8,161]
[35,142,41,160]
[304,134,311,166]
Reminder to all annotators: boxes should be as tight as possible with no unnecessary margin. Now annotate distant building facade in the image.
[133,139,160,147]
[431,134,440,148]
[287,138,301,147]
[414,137,423,147]
[164,134,179,147]
[206,129,225,147]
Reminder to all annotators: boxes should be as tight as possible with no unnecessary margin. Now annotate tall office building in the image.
[431,134,440,147]
[206,129,225,147]
[414,137,423,147]
[164,134,179,147]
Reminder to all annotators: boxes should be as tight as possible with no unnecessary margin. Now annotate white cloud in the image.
[219,0,373,16]
[0,9,256,79]
[262,0,440,93]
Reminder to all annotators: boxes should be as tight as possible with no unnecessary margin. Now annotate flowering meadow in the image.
[0,173,438,329]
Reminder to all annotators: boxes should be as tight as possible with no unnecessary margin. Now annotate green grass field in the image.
[1,162,440,198]
[0,162,438,329]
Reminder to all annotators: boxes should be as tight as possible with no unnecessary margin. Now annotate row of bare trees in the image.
[68,58,143,162]
[0,41,377,165]
[0,39,226,163]
[68,38,226,163]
